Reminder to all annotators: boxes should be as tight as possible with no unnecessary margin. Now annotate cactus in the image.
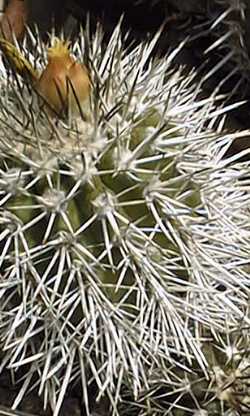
[165,0,250,105]
[199,0,249,95]
[0,23,249,416]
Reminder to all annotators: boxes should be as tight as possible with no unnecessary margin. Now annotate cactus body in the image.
[0,24,249,416]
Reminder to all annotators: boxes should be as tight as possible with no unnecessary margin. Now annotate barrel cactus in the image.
[0,23,249,416]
